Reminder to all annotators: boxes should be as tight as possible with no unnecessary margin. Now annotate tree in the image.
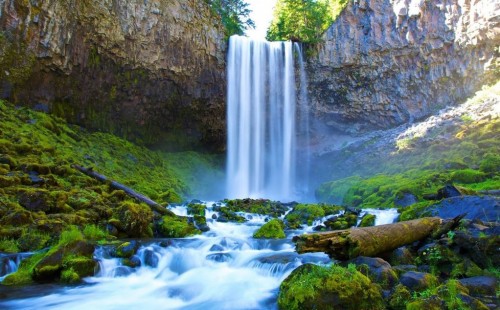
[266,0,347,43]
[206,0,255,37]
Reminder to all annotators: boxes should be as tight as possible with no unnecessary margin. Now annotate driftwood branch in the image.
[71,164,171,216]
[293,217,444,260]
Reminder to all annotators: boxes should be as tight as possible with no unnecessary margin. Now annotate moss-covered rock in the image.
[284,203,342,229]
[359,213,376,227]
[278,264,384,310]
[253,219,286,239]
[111,202,153,238]
[157,215,201,238]
[324,211,358,230]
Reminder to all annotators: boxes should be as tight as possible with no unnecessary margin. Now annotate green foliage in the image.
[224,199,289,217]
[111,202,154,238]
[205,0,255,37]
[253,219,286,239]
[278,263,384,310]
[158,215,201,238]
[267,0,347,43]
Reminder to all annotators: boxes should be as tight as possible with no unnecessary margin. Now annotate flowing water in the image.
[226,36,309,201]
[0,205,399,309]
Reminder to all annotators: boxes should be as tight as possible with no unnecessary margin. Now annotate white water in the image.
[0,204,331,310]
[226,36,309,201]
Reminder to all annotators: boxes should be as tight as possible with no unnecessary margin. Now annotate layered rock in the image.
[0,0,226,150]
[308,0,499,134]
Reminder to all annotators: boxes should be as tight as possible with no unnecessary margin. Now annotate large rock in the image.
[399,271,437,291]
[347,256,398,288]
[459,276,498,296]
[308,0,499,136]
[0,0,226,150]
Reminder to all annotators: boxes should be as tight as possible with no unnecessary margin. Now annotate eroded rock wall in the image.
[0,0,226,150]
[309,0,499,134]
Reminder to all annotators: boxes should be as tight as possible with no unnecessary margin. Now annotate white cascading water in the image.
[227,36,309,200]
[0,204,399,309]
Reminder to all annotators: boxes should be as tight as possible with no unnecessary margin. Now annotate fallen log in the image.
[71,164,172,216]
[293,217,443,260]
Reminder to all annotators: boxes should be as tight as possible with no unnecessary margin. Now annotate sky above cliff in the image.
[245,0,277,39]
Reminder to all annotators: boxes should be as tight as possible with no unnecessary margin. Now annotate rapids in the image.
[0,204,399,310]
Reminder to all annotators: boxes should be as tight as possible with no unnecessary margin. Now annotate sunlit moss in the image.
[253,219,286,239]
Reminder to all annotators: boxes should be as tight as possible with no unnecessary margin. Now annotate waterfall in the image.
[226,36,309,200]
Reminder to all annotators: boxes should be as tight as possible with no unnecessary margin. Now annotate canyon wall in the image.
[0,0,226,150]
[308,0,499,134]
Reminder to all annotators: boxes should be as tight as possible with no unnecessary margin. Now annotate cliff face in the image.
[0,0,226,150]
[308,0,499,134]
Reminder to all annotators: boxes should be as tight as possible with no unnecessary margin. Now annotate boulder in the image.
[399,271,438,291]
[347,256,398,288]
[459,276,498,296]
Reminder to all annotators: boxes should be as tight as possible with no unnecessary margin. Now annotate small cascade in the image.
[360,209,400,226]
[226,36,310,201]
[0,252,31,281]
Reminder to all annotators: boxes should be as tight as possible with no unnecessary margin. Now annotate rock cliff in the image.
[308,0,499,134]
[0,0,226,150]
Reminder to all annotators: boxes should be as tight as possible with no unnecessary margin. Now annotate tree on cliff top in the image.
[266,0,348,43]
[206,0,255,37]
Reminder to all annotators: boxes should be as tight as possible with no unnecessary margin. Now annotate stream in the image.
[0,203,399,309]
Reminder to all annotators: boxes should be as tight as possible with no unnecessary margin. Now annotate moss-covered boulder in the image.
[348,256,398,289]
[111,201,153,238]
[278,264,384,310]
[32,239,96,282]
[253,219,286,239]
[324,211,358,230]
[284,204,342,229]
[359,213,376,227]
[399,271,438,292]
[157,214,200,238]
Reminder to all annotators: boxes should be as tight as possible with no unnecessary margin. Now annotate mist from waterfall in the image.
[226,36,310,201]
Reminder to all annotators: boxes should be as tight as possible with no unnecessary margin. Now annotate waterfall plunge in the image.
[226,36,309,201]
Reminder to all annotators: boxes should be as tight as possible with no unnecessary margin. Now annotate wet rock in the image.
[386,247,414,266]
[113,266,134,277]
[358,214,376,227]
[430,196,499,222]
[459,276,498,296]
[392,265,418,276]
[257,253,298,264]
[206,253,232,263]
[143,249,159,268]
[114,241,139,259]
[347,256,398,288]
[122,255,142,268]
[399,271,438,291]
[209,244,224,252]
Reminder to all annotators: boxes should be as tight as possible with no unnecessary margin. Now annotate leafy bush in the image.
[267,0,348,43]
[451,169,486,184]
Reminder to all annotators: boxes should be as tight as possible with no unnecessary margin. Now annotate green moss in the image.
[112,202,153,238]
[451,169,486,183]
[278,263,384,310]
[82,224,108,241]
[399,201,434,221]
[158,215,201,238]
[223,199,289,217]
[187,203,206,216]
[479,153,500,173]
[61,267,80,283]
[253,219,286,239]
[359,214,376,227]
[0,239,20,253]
